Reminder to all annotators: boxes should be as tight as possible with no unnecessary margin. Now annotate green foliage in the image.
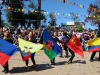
[27,0,46,29]
[85,0,100,30]
[70,12,79,22]
[75,22,84,31]
[4,0,25,28]
[48,13,56,26]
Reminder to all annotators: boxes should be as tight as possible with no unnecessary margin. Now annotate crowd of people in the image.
[0,26,100,74]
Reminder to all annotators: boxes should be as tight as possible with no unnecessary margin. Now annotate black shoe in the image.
[5,70,9,74]
[90,59,93,62]
[50,63,53,65]
[60,56,63,58]
[25,67,29,70]
[67,61,72,64]
[53,63,55,65]
[2,69,5,72]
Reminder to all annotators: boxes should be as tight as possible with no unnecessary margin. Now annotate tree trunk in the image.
[37,0,41,29]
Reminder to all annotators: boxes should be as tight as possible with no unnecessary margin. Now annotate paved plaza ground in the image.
[0,50,100,75]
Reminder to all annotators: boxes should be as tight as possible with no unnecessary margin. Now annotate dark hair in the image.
[3,30,10,38]
[63,32,67,36]
[52,32,56,36]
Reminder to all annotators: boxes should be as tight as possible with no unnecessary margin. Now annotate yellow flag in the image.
[60,0,62,2]
[80,4,82,7]
[31,10,33,12]
[22,9,24,11]
[71,2,72,5]
[94,8,96,11]
[88,38,100,46]
[55,13,56,15]
[88,6,89,9]
[8,7,10,9]
[18,38,43,53]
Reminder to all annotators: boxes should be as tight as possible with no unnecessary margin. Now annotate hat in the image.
[4,28,9,32]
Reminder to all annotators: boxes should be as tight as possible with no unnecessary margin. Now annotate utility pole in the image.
[37,0,41,29]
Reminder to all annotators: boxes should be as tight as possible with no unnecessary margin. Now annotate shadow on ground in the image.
[72,60,86,64]
[54,61,67,66]
[9,64,54,73]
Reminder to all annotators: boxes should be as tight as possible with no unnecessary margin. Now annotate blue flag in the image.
[0,38,18,66]
[39,29,62,60]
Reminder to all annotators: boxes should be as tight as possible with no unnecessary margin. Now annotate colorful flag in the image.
[88,38,100,52]
[73,3,76,5]
[71,2,72,5]
[39,29,62,60]
[77,4,79,7]
[0,38,18,66]
[67,34,84,57]
[80,4,82,7]
[60,0,62,2]
[18,38,43,61]
[83,5,84,8]
[67,1,69,4]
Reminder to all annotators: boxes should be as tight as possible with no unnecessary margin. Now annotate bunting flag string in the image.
[9,18,100,22]
[3,6,100,18]
[56,0,100,12]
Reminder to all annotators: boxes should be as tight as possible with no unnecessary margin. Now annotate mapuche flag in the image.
[0,38,18,66]
[88,38,100,52]
[67,34,84,57]
[39,29,62,60]
[18,38,43,61]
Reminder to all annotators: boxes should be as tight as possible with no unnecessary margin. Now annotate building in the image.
[66,22,75,30]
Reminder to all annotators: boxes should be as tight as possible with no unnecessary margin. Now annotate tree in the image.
[85,0,100,30]
[26,0,46,29]
[70,12,84,30]
[70,12,80,22]
[48,13,56,26]
[75,22,84,31]
[3,0,26,28]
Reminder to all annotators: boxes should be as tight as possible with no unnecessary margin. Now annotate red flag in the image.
[63,0,65,3]
[83,5,84,8]
[56,0,58,1]
[73,3,76,5]
[67,34,84,57]
[77,4,79,7]
[85,6,87,8]
[67,1,69,4]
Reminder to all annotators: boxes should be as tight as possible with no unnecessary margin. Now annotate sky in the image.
[1,0,99,30]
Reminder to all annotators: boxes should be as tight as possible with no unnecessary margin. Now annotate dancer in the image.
[2,30,13,74]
